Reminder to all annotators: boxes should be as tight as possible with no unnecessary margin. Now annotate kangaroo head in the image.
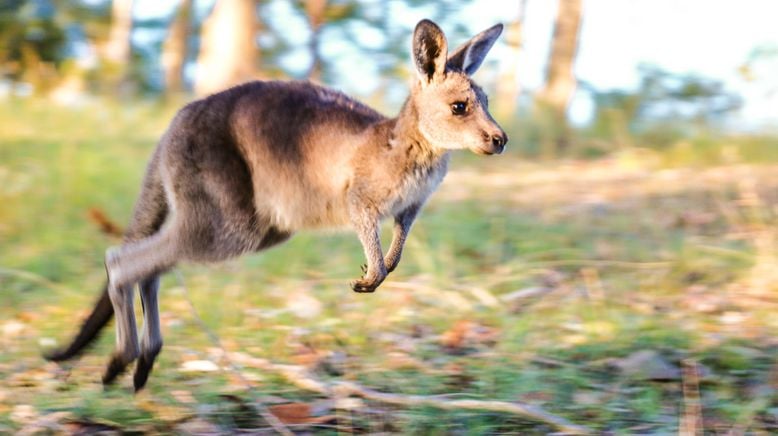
[409,19,507,155]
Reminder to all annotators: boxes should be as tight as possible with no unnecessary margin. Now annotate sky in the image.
[135,0,778,130]
[463,0,778,128]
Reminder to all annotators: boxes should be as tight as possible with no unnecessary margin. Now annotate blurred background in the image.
[1,0,777,434]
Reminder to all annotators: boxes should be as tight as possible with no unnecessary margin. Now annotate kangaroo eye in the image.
[451,101,467,115]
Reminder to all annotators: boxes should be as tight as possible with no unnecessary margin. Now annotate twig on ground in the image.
[500,286,553,303]
[174,270,294,436]
[530,356,573,368]
[228,351,592,435]
[679,358,703,436]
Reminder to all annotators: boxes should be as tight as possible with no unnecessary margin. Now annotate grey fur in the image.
[51,19,507,391]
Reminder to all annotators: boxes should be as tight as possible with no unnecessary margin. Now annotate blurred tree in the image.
[104,0,132,65]
[539,0,582,114]
[494,0,528,118]
[635,65,742,122]
[538,0,582,155]
[302,0,327,81]
[739,44,778,98]
[195,0,259,96]
[582,65,743,150]
[103,0,133,94]
[259,0,472,104]
[162,0,192,95]
[0,0,66,93]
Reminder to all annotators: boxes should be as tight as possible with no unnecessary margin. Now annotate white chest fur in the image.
[389,157,448,216]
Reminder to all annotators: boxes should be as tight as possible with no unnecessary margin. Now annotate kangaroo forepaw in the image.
[351,277,381,293]
[360,263,368,274]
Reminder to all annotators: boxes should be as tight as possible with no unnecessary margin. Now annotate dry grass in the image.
[1,102,777,433]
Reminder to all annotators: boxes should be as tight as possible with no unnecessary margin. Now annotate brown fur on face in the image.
[413,72,505,155]
[45,19,506,392]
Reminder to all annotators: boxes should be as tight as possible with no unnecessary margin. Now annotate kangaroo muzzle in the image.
[475,129,508,155]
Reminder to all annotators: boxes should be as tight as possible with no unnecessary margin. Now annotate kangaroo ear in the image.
[412,19,448,84]
[447,23,503,76]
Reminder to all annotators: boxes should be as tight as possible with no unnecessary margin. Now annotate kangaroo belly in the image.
[250,167,351,232]
[265,192,350,230]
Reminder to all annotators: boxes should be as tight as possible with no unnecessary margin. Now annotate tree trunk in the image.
[305,0,328,82]
[539,0,582,114]
[162,0,192,96]
[538,0,583,156]
[195,0,259,96]
[494,0,528,118]
[105,0,133,65]
[104,0,133,94]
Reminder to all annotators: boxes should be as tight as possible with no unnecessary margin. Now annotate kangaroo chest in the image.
[388,156,449,216]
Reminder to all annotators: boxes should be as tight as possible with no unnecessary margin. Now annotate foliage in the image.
[0,0,113,91]
[578,65,744,153]
[0,0,66,84]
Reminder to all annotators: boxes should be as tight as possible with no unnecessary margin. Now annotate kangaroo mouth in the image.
[472,146,501,156]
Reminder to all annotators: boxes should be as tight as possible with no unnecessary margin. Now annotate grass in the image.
[1,99,777,434]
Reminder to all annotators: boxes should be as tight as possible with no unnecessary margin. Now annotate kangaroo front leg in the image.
[384,204,421,273]
[133,275,162,392]
[103,282,139,386]
[349,209,387,293]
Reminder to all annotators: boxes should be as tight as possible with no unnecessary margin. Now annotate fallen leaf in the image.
[16,312,39,323]
[614,350,680,381]
[135,395,192,422]
[175,418,222,435]
[440,320,500,354]
[440,321,471,350]
[286,290,322,319]
[518,391,553,404]
[720,311,747,324]
[572,390,606,406]
[179,360,219,372]
[171,390,196,404]
[385,351,424,370]
[2,320,26,337]
[10,405,38,425]
[268,402,336,425]
[443,362,475,389]
[37,337,56,348]
[315,350,348,376]
[675,211,717,229]
[7,367,57,389]
[290,343,323,368]
[334,397,365,410]
[17,411,74,435]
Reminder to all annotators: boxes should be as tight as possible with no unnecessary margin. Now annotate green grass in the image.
[1,100,777,434]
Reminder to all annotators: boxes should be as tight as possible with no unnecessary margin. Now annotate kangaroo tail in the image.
[44,282,114,362]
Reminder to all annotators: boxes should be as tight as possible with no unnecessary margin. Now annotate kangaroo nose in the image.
[491,132,508,151]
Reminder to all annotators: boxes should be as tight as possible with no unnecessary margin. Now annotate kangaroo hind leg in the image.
[103,160,171,387]
[133,275,162,392]
[102,226,179,386]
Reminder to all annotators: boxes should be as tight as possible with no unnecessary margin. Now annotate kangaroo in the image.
[45,19,506,391]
